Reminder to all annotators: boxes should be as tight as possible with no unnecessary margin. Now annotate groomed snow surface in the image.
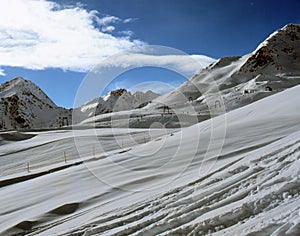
[1,85,300,235]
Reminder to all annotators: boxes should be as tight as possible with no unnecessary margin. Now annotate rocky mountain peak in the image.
[110,88,128,97]
[239,24,300,73]
[0,77,71,130]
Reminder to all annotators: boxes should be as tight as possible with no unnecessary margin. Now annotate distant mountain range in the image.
[0,24,299,130]
[73,89,159,123]
[0,77,159,130]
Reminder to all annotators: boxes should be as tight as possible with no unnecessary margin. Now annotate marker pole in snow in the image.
[64,151,67,163]
[27,162,30,173]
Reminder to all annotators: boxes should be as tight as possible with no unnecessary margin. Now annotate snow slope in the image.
[1,83,300,235]
[79,24,300,129]
[149,24,300,116]
[0,77,71,130]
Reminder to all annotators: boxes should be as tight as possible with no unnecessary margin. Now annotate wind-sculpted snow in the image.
[64,133,300,236]
[1,85,300,235]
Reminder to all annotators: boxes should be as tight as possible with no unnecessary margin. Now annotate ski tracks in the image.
[64,134,300,236]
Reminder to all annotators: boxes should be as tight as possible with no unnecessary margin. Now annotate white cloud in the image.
[95,53,215,77]
[102,25,116,33]
[0,68,6,76]
[0,0,144,72]
[123,18,138,23]
[0,0,215,75]
[119,30,134,37]
[95,15,120,26]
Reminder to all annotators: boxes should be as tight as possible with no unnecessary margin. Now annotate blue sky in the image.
[0,0,299,107]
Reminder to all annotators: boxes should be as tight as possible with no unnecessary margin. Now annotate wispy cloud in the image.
[95,53,215,77]
[0,68,6,76]
[95,15,120,26]
[123,18,138,23]
[102,25,116,33]
[119,30,135,37]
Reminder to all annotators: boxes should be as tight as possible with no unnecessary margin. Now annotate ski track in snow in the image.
[1,23,300,234]
[61,132,300,236]
[1,85,300,235]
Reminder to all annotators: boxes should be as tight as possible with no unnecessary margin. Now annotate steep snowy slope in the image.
[0,77,71,130]
[1,84,300,235]
[150,24,300,115]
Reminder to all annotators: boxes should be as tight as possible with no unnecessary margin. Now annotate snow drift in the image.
[1,82,300,235]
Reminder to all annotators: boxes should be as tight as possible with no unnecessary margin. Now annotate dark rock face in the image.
[0,77,71,130]
[111,88,127,97]
[1,94,30,129]
[248,46,274,71]
[240,24,300,74]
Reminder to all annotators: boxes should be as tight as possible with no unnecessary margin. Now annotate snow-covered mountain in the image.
[0,77,71,130]
[1,24,299,130]
[0,78,158,130]
[75,89,159,122]
[151,24,300,114]
[80,24,300,129]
